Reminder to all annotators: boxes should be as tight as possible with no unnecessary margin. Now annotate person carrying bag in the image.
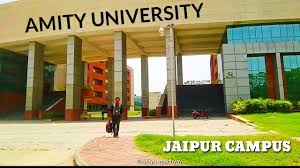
[108,97,123,138]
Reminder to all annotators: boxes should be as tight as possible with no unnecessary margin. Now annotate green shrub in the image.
[250,99,266,113]
[149,109,156,116]
[232,99,247,114]
[264,99,276,111]
[231,98,293,114]
[273,100,293,112]
[134,106,141,111]
[44,111,65,119]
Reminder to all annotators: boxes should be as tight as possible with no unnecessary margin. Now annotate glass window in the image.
[293,24,300,35]
[227,28,233,41]
[297,56,300,65]
[242,27,250,40]
[283,54,300,102]
[262,25,271,38]
[226,23,300,44]
[287,25,295,37]
[280,25,288,37]
[272,37,282,42]
[93,67,103,74]
[93,79,103,86]
[233,28,243,40]
[94,91,103,98]
[295,36,300,41]
[249,26,256,38]
[291,56,297,69]
[258,57,266,71]
[271,25,281,38]
[247,55,268,99]
[284,56,291,69]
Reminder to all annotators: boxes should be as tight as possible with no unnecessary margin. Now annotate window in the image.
[247,55,268,99]
[226,23,300,44]
[94,91,103,98]
[283,55,300,102]
[93,79,103,86]
[93,67,103,74]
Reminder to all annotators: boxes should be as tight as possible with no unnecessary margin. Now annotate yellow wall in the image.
[54,64,66,91]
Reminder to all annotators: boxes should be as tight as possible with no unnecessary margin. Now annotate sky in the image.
[128,56,211,96]
[0,0,16,4]
[0,0,211,96]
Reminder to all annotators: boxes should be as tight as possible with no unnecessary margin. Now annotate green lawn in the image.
[135,134,300,166]
[128,111,141,117]
[239,112,300,137]
[88,111,141,118]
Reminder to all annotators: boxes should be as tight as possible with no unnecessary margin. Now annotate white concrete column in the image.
[65,35,83,121]
[106,57,114,107]
[141,55,149,117]
[25,41,44,120]
[165,27,177,118]
[114,31,128,120]
[275,53,285,100]
[176,53,183,85]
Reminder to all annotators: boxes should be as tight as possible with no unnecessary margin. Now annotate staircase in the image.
[42,91,66,111]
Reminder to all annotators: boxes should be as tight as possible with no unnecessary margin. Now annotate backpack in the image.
[106,121,113,133]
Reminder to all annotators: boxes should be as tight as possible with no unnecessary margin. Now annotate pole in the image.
[170,26,176,140]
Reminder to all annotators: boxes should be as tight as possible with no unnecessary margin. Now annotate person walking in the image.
[109,97,123,137]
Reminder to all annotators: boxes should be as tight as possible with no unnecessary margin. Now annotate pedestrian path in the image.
[74,136,181,166]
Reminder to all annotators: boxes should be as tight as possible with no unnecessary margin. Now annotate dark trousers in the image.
[112,115,121,137]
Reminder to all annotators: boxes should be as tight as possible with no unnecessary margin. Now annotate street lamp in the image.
[159,24,176,140]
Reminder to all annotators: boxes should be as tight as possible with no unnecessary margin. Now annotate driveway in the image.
[0,117,262,166]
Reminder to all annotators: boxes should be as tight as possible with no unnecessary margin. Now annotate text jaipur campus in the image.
[163,141,291,153]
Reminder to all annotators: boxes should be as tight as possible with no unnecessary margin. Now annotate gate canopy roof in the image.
[0,0,299,64]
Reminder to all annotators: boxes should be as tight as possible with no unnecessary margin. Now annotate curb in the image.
[225,114,261,128]
[73,149,89,166]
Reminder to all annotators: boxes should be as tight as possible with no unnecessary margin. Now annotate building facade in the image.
[222,23,300,112]
[86,61,134,111]
[0,0,299,120]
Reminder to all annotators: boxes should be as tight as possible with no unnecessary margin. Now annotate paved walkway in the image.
[0,117,263,166]
[76,137,181,166]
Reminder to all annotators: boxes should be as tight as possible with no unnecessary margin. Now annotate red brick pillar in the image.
[156,107,162,118]
[265,54,277,99]
[210,53,219,84]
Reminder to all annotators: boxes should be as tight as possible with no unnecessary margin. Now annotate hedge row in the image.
[231,98,293,114]
[149,109,156,116]
[44,111,65,119]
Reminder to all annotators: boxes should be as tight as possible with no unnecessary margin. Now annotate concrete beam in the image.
[126,33,147,56]
[81,37,112,57]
